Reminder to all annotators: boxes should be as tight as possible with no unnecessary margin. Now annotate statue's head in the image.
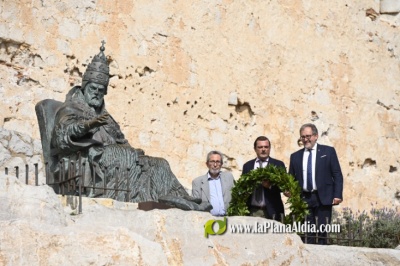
[83,82,106,108]
[82,41,110,95]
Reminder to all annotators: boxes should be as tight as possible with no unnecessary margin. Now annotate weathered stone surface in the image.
[0,0,400,214]
[0,174,67,226]
[228,92,238,106]
[380,0,400,14]
[306,245,400,265]
[1,174,400,265]
[9,131,33,156]
[0,128,45,185]
[0,145,11,165]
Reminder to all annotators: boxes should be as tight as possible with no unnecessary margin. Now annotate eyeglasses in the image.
[300,134,315,140]
[208,160,222,165]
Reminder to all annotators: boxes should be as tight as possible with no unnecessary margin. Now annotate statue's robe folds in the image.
[51,87,203,209]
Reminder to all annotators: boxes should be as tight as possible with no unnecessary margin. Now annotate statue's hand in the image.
[87,113,109,129]
[116,138,129,145]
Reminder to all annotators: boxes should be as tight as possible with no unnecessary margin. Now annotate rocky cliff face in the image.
[0,0,399,212]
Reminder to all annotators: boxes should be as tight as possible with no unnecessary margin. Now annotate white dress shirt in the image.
[254,157,269,169]
[208,172,225,216]
[302,143,317,191]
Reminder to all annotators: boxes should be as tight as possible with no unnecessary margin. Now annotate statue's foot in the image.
[198,202,213,212]
[158,195,210,211]
[182,194,202,204]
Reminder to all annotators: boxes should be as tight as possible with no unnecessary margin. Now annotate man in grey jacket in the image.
[192,151,235,216]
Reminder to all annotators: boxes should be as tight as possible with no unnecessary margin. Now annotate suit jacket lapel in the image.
[244,159,257,173]
[315,145,321,178]
[220,173,226,197]
[299,150,305,188]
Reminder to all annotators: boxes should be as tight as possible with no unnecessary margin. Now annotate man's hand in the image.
[261,180,271,189]
[86,113,109,130]
[332,198,342,205]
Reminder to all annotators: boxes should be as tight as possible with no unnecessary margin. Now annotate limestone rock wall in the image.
[0,0,400,212]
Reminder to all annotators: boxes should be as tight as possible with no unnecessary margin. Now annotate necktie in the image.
[307,149,313,191]
[251,159,267,207]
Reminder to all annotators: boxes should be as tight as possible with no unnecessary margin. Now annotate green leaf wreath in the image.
[227,165,308,224]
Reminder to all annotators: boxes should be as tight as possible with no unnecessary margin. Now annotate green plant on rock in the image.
[331,205,400,248]
[364,207,400,248]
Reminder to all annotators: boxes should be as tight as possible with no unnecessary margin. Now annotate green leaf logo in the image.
[204,217,227,238]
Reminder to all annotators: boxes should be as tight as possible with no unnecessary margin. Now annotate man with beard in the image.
[289,123,343,244]
[50,42,208,211]
[192,151,235,216]
[242,136,285,220]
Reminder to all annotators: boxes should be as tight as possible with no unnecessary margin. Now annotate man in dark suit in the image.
[242,136,285,221]
[192,150,235,216]
[289,123,343,244]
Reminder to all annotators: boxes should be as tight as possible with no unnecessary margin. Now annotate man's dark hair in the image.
[253,136,271,149]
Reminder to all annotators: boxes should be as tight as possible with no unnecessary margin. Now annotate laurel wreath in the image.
[227,165,308,224]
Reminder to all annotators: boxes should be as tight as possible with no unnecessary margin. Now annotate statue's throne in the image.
[35,99,63,193]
